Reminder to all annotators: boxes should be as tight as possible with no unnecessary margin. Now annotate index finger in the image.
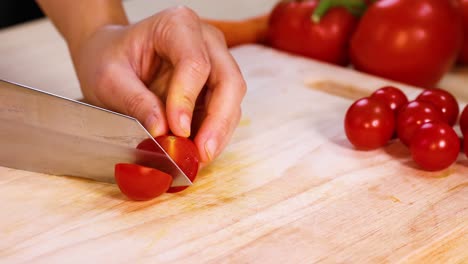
[193,25,247,164]
[152,6,211,137]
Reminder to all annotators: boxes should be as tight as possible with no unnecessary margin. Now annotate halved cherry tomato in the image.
[396,101,444,146]
[114,163,172,201]
[344,97,395,150]
[138,136,200,193]
[410,122,460,171]
[415,88,459,126]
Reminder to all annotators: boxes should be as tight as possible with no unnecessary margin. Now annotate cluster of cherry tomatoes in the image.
[344,86,468,172]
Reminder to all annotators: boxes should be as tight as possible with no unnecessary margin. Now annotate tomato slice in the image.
[137,135,200,193]
[114,163,172,201]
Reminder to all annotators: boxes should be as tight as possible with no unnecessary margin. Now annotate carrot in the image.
[203,13,270,48]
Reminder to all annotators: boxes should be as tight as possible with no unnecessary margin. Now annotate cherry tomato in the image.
[267,0,359,65]
[350,0,463,87]
[114,163,172,201]
[463,131,468,158]
[459,104,468,134]
[138,136,200,193]
[415,88,459,126]
[396,101,444,146]
[410,122,460,171]
[344,97,395,150]
[370,86,408,116]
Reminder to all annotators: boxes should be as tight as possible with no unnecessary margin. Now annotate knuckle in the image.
[184,56,211,80]
[123,93,147,117]
[155,6,199,42]
[153,14,174,43]
[168,5,199,21]
[178,93,197,112]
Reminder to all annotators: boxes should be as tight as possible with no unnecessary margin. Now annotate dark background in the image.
[0,1,45,29]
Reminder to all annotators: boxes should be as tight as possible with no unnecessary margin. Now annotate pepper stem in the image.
[312,0,368,23]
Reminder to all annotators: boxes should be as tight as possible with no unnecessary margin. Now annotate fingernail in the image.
[204,138,217,161]
[145,115,160,136]
[179,113,191,137]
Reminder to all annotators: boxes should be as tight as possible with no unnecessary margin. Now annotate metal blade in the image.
[0,79,192,187]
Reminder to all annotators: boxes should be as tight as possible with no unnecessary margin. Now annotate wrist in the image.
[67,8,129,57]
[36,0,129,56]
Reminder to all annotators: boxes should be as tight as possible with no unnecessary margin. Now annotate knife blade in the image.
[0,79,192,187]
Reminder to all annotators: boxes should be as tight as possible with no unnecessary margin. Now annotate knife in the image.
[0,79,192,187]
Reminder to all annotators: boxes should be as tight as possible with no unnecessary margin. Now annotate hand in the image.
[70,6,246,166]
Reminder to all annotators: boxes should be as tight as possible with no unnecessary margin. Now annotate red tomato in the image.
[138,136,200,193]
[396,101,444,146]
[114,163,172,201]
[415,88,459,126]
[350,0,463,87]
[267,0,359,65]
[463,130,468,158]
[410,122,460,171]
[370,86,408,116]
[344,97,395,150]
[457,0,468,64]
[460,104,468,134]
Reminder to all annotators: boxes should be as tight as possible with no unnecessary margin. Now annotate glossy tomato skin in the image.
[410,122,460,171]
[464,130,468,158]
[415,88,459,126]
[458,0,468,64]
[350,0,463,87]
[344,97,395,150]
[155,136,199,193]
[370,86,408,116]
[460,104,468,134]
[137,136,200,193]
[114,163,172,201]
[396,101,444,146]
[267,0,358,65]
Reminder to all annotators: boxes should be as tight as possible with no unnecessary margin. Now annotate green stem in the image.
[312,0,368,23]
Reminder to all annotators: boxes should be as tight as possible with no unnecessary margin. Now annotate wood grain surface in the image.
[0,0,467,262]
[0,44,466,263]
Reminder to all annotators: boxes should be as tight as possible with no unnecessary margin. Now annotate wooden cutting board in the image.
[0,45,467,263]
